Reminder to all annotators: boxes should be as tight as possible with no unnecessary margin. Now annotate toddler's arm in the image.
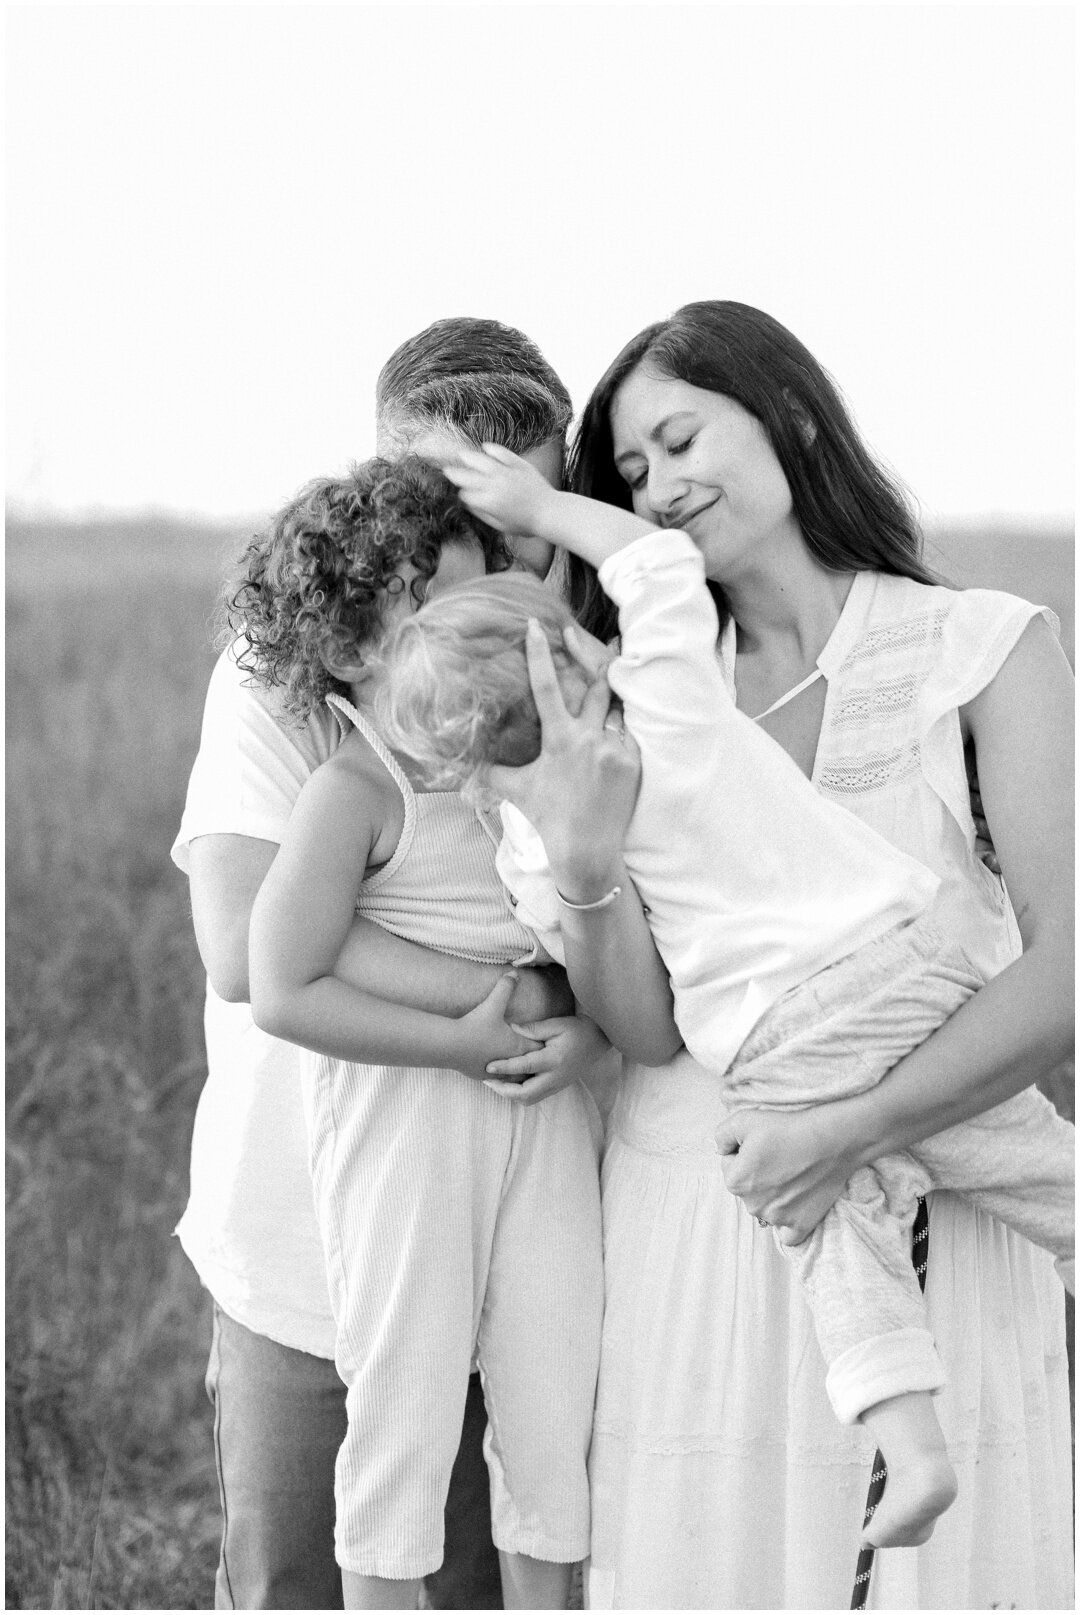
[249,739,539,1080]
[443,444,736,748]
[443,442,653,569]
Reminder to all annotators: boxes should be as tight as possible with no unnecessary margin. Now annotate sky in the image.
[6,3,1074,522]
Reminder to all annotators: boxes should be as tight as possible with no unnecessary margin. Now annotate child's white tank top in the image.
[327,693,536,967]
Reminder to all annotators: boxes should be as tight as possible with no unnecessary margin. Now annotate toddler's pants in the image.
[727,910,1075,1424]
[307,1058,604,1579]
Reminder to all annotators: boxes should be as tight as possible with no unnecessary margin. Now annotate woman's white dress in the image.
[586,570,1073,1610]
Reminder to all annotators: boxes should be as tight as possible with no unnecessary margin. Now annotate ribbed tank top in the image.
[327,694,535,967]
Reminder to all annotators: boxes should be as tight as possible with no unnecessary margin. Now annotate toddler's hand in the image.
[442,444,555,539]
[483,1011,611,1106]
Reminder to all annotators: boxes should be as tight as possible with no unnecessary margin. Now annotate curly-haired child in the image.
[374,445,1074,1552]
[240,456,608,1611]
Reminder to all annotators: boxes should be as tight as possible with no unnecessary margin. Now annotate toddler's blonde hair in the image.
[374,572,575,797]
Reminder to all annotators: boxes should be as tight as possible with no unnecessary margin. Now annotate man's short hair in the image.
[376,317,573,455]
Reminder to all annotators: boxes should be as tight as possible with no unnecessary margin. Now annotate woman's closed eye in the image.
[619,439,692,490]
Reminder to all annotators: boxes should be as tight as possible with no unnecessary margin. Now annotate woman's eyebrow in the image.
[614,411,696,468]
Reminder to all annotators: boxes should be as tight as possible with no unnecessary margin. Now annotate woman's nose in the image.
[646,465,688,523]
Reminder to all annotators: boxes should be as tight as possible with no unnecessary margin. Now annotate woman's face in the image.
[609,365,797,582]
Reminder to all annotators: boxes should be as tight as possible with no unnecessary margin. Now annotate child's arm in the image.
[190,832,568,1022]
[333,919,574,1023]
[248,740,540,1080]
[443,444,732,750]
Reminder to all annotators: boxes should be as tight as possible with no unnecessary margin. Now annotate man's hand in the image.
[442,443,556,538]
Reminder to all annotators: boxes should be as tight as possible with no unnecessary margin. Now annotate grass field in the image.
[5,510,1074,1609]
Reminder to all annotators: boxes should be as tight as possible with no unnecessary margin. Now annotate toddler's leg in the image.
[783,1162,957,1547]
[783,1161,943,1422]
[476,1087,603,1609]
[913,1086,1074,1289]
[858,1391,958,1549]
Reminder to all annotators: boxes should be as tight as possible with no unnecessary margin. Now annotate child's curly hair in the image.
[373,571,577,799]
[223,456,511,719]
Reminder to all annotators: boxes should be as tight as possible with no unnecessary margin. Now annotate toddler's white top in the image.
[498,528,940,1078]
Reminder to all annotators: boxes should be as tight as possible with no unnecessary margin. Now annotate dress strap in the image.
[324,691,418,890]
[325,691,414,802]
[752,666,824,723]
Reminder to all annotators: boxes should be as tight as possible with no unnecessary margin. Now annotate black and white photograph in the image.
[7,5,1074,1610]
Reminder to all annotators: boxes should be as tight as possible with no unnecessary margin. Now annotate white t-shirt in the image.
[498,528,940,1079]
[171,643,344,1357]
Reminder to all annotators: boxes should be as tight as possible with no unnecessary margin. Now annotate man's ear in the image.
[783,389,817,448]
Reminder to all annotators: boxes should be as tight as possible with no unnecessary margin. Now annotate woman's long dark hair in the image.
[568,301,939,640]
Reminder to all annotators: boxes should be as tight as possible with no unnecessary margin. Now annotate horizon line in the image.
[6,499,1076,535]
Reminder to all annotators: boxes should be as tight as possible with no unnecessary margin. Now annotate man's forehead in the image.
[396,427,474,462]
[395,430,564,489]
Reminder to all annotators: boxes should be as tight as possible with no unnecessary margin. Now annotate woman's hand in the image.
[483,1011,612,1107]
[715,1105,862,1245]
[490,620,640,890]
[442,443,555,538]
[966,752,1001,874]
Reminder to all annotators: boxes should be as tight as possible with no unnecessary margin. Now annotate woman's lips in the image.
[675,495,720,533]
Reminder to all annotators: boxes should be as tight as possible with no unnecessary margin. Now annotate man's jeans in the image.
[205,1304,501,1609]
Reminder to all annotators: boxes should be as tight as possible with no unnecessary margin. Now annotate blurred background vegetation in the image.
[5,512,1074,1609]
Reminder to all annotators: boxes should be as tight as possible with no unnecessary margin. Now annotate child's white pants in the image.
[306,1060,603,1579]
[728,910,1075,1424]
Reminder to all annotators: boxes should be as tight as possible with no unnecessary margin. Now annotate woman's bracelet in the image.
[555,883,622,912]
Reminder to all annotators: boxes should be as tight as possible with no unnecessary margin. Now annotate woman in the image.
[489,302,1073,1608]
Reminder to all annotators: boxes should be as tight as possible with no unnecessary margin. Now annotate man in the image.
[172,319,576,1610]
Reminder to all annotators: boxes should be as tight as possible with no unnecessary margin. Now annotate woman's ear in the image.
[782,389,817,448]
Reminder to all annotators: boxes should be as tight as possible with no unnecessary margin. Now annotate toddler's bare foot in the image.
[862,1453,958,1549]
[859,1388,958,1549]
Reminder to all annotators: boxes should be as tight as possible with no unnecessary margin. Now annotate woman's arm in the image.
[488,625,682,1066]
[718,617,1074,1240]
[248,749,541,1078]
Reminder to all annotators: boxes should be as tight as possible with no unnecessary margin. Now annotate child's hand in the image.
[442,444,555,539]
[451,972,543,1082]
[483,1011,612,1106]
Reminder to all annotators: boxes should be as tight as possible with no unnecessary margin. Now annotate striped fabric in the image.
[851,1198,930,1609]
[327,694,535,967]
